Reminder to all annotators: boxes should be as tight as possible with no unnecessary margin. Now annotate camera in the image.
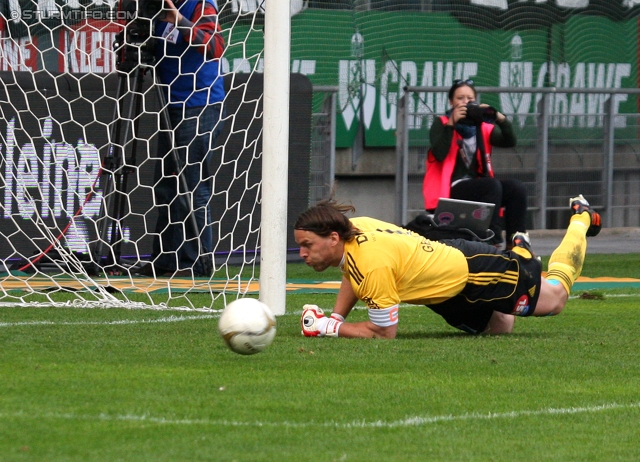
[138,0,167,19]
[459,102,498,125]
[120,0,166,19]
[114,0,168,70]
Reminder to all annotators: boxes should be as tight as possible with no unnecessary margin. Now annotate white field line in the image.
[0,308,361,328]
[1,402,639,429]
[0,302,222,312]
[0,314,219,328]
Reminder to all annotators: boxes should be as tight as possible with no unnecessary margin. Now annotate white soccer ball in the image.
[218,298,277,355]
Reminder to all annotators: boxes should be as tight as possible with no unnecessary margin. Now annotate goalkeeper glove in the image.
[301,305,342,338]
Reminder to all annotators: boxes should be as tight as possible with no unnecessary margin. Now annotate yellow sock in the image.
[546,212,590,294]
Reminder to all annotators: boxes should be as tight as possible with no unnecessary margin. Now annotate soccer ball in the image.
[218,298,277,355]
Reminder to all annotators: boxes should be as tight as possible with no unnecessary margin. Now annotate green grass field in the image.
[1,254,640,461]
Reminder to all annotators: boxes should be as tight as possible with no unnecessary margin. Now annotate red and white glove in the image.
[301,305,342,338]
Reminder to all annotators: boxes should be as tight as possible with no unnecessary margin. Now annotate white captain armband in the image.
[368,306,399,327]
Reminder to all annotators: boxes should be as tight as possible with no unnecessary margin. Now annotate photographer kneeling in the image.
[423,79,527,248]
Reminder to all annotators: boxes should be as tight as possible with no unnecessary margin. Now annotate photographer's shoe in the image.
[133,263,157,277]
[569,195,601,237]
[133,263,176,278]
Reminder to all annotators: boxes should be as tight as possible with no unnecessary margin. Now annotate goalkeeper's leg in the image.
[534,195,600,316]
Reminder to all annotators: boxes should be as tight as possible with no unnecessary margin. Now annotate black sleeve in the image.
[489,118,517,148]
[429,117,456,161]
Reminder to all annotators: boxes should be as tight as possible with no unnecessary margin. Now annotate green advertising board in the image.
[223,10,638,148]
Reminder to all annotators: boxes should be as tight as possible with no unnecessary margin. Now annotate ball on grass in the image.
[218,298,276,355]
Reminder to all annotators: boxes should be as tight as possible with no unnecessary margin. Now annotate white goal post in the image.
[260,0,291,316]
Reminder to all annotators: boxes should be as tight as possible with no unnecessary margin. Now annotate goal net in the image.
[0,0,309,311]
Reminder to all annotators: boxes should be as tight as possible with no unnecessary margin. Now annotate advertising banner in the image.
[285,11,639,147]
[1,0,639,147]
[0,72,311,259]
[60,20,123,74]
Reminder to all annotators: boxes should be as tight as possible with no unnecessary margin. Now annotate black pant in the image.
[450,177,527,242]
[428,238,542,334]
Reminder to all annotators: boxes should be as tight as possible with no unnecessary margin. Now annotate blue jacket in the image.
[155,0,225,107]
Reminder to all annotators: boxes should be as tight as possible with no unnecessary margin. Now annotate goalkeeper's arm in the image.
[330,275,358,321]
[301,303,399,339]
[331,276,398,339]
[337,306,398,339]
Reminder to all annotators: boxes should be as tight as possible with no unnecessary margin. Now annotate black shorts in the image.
[428,239,542,334]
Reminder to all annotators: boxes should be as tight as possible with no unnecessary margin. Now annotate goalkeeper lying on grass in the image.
[294,195,601,338]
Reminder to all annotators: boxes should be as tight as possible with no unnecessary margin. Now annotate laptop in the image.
[432,198,494,234]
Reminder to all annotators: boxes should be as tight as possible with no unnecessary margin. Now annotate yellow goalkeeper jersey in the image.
[343,217,468,309]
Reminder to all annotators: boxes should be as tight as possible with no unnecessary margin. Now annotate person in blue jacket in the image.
[138,0,225,277]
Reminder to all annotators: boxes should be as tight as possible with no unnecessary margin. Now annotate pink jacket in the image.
[422,115,495,210]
